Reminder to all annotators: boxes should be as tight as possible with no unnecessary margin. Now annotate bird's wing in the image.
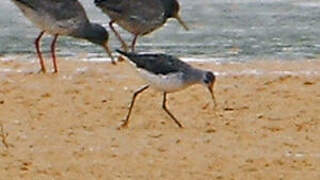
[117,50,192,75]
[12,0,89,22]
[125,0,164,23]
[95,0,164,23]
[43,0,89,21]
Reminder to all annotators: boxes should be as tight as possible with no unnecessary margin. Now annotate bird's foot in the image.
[117,120,129,130]
[117,56,126,62]
[111,60,117,65]
[36,68,46,74]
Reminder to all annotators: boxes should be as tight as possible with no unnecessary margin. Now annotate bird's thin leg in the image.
[162,92,183,128]
[121,85,150,128]
[34,31,46,73]
[104,43,116,64]
[51,34,59,73]
[131,34,138,52]
[109,20,129,52]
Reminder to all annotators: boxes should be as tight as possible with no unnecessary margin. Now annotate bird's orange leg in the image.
[34,31,46,73]
[51,34,59,73]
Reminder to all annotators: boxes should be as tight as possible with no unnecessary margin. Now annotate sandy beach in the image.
[0,58,320,179]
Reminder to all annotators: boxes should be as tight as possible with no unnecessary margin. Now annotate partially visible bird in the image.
[11,0,115,73]
[116,50,216,128]
[94,0,189,52]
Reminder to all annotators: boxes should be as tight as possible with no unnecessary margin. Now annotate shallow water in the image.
[1,0,320,62]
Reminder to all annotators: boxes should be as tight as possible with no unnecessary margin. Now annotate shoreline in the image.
[1,56,320,76]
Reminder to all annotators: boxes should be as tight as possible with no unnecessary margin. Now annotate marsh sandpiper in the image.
[116,50,216,128]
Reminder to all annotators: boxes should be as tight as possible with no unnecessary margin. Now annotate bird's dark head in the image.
[82,23,115,63]
[202,71,215,89]
[162,0,179,18]
[84,23,109,47]
[202,71,217,107]
[161,0,189,30]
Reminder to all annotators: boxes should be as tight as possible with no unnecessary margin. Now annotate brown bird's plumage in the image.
[95,0,189,52]
[11,0,115,73]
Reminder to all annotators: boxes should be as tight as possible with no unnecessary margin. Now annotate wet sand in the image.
[0,58,320,179]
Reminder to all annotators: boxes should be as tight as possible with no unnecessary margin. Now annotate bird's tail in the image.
[116,49,143,65]
[94,0,106,5]
[116,49,132,57]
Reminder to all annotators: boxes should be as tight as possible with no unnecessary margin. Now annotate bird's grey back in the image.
[117,50,192,75]
[13,0,88,20]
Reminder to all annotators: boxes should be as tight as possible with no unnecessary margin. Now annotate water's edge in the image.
[1,0,320,62]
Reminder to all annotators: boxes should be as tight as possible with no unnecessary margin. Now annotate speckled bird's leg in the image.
[109,20,129,52]
[131,34,138,52]
[34,31,46,73]
[51,34,59,73]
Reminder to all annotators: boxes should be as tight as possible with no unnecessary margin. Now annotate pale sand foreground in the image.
[0,58,320,179]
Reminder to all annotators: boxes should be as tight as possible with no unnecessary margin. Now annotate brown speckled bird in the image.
[95,0,189,52]
[11,0,115,73]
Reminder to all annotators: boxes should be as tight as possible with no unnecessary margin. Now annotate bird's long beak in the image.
[104,44,116,65]
[208,84,216,108]
[175,15,189,31]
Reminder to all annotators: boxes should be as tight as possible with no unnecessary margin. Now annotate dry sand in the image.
[0,58,320,179]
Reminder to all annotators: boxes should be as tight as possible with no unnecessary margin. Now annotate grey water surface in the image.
[1,0,320,62]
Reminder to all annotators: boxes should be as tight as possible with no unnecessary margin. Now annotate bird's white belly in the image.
[138,69,188,93]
